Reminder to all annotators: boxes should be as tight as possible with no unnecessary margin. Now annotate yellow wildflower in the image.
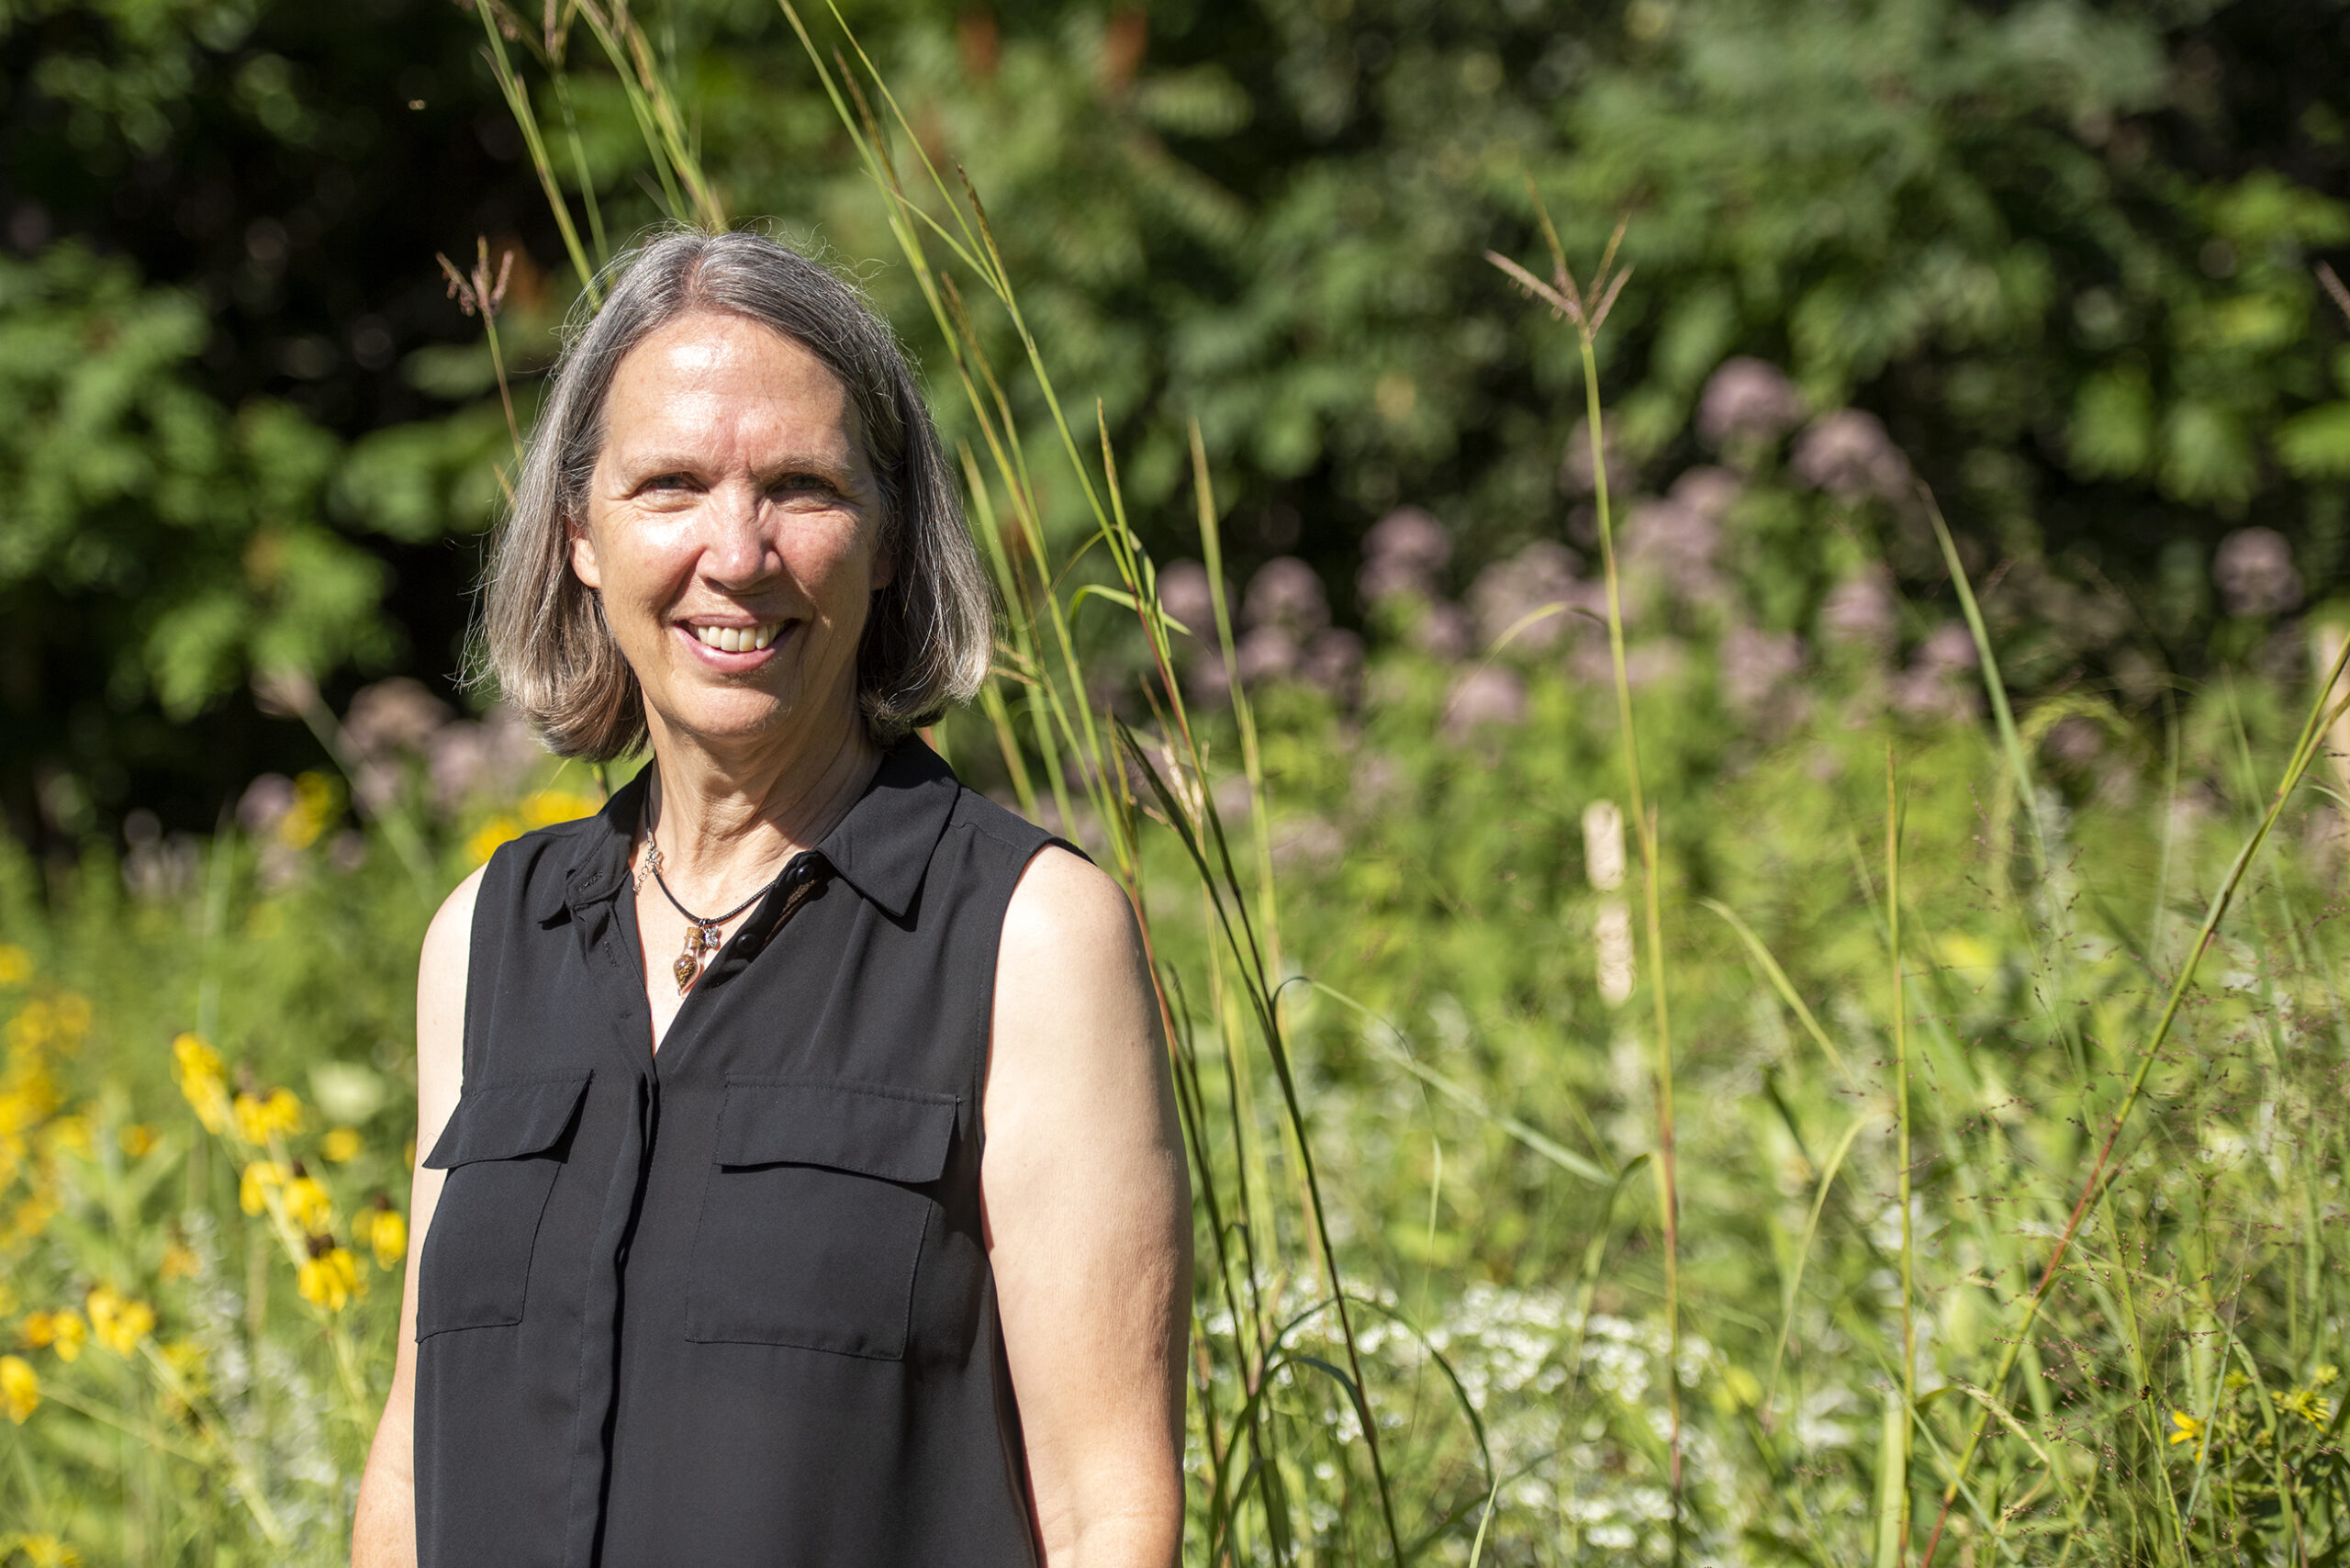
[320,1126,363,1163]
[118,1124,157,1158]
[40,1114,90,1156]
[464,814,520,867]
[297,1244,364,1312]
[84,1287,153,1357]
[284,1170,333,1231]
[2170,1409,2205,1450]
[360,1203,408,1270]
[159,1238,199,1282]
[2317,1365,2341,1387]
[279,771,339,849]
[12,1533,80,1566]
[161,1338,206,1382]
[2275,1388,2332,1428]
[156,1338,208,1412]
[8,1193,54,1244]
[171,1034,230,1135]
[239,1159,286,1216]
[22,1310,84,1363]
[232,1087,302,1146]
[0,1090,42,1139]
[0,1354,38,1422]
[7,995,88,1056]
[520,789,599,829]
[0,945,29,985]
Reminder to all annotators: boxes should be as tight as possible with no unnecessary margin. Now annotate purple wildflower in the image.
[1698,358,1804,451]
[1792,409,1912,503]
[2214,527,2302,617]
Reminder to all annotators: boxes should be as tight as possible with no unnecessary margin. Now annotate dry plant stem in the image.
[1887,751,1914,1566]
[1485,193,1684,1553]
[1917,631,2350,1568]
[1572,282,1683,1555]
[471,1,599,302]
[565,0,724,230]
[1925,498,2047,881]
[438,240,525,462]
[552,73,611,267]
[1191,424,1284,980]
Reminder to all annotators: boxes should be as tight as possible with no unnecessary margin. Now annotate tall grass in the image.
[6,10,2350,1568]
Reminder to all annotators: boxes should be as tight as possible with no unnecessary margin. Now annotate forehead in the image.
[601,308,864,456]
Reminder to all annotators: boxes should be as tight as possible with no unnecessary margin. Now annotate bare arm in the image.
[351,867,481,1568]
[985,848,1192,1568]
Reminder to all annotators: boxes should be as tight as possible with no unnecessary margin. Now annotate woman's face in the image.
[570,309,889,757]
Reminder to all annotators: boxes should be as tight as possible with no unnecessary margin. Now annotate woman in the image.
[351,230,1191,1568]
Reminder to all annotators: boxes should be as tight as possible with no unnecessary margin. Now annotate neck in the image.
[641,705,886,902]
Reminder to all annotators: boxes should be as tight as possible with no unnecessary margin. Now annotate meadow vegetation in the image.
[6,6,2350,1567]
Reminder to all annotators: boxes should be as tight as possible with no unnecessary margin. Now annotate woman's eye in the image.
[644,474,695,492]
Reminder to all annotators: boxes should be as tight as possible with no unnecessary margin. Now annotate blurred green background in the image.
[6,0,2350,847]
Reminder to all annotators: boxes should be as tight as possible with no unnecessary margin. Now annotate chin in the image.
[657,686,838,749]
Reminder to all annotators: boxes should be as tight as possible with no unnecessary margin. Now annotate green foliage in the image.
[0,245,388,719]
[8,0,2350,834]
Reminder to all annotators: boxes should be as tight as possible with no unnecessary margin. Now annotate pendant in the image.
[674,921,723,995]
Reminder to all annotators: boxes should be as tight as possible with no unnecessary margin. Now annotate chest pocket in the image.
[687,1079,957,1358]
[417,1073,592,1338]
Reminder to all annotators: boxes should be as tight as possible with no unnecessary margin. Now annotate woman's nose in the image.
[699,481,778,586]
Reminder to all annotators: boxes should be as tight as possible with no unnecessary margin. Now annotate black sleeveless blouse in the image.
[414,742,1058,1568]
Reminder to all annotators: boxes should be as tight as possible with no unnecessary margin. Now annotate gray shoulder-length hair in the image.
[480,228,992,760]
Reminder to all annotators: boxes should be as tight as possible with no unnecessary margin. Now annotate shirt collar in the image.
[807,738,959,920]
[544,739,957,924]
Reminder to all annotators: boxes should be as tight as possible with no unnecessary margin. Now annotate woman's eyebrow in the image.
[609,450,863,489]
[614,452,714,479]
[754,454,859,487]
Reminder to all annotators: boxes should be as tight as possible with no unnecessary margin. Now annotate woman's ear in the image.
[566,514,603,591]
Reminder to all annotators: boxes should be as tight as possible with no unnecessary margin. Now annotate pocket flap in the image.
[423,1074,592,1170]
[714,1080,957,1184]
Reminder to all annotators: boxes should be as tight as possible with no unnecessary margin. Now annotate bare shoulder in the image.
[987,844,1180,1220]
[991,845,1162,1102]
[416,866,488,1110]
[419,866,488,1002]
[999,845,1142,972]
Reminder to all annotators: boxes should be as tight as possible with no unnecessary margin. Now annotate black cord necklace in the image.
[642,808,784,996]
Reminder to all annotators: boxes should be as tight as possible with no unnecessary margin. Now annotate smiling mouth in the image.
[687,622,786,654]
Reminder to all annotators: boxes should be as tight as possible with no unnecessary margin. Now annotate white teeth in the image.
[691,622,781,654]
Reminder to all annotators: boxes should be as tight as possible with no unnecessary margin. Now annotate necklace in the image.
[642,821,785,995]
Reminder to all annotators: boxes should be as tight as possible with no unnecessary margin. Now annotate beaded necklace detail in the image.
[641,822,784,995]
